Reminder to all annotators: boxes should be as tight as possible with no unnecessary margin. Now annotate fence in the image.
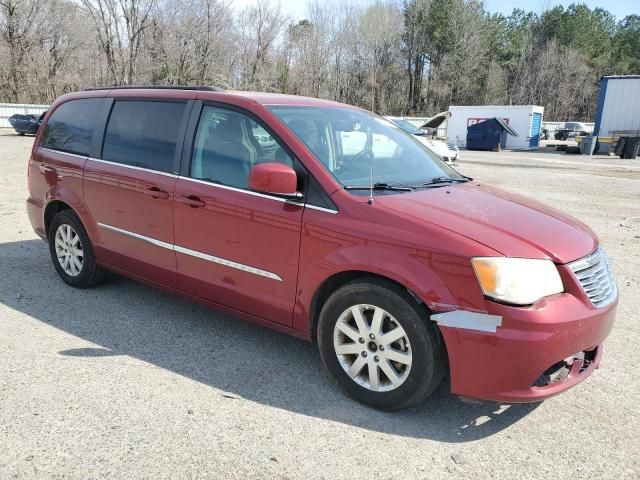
[0,103,49,128]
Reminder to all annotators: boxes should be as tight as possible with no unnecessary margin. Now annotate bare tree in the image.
[22,0,96,101]
[80,0,156,85]
[359,2,404,112]
[0,0,42,101]
[284,2,334,98]
[402,0,430,113]
[145,0,234,86]
[0,0,626,121]
[236,0,287,90]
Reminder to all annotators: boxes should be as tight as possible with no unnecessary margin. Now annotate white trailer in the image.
[594,75,640,137]
[446,105,544,150]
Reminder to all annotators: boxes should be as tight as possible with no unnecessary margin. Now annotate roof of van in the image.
[224,91,352,108]
[81,86,354,109]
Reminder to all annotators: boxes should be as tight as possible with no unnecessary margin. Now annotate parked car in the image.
[554,122,592,140]
[27,87,617,410]
[8,112,46,135]
[385,116,459,163]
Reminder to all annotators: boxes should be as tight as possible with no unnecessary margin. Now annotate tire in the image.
[19,132,25,136]
[48,210,107,288]
[317,279,445,411]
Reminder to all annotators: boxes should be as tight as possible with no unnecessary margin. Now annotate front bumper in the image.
[439,291,617,403]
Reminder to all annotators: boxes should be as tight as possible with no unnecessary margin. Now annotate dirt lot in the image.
[1,129,639,479]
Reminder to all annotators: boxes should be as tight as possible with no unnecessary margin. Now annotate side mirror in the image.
[248,162,301,198]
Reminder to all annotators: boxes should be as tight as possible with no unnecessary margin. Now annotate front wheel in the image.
[317,279,445,411]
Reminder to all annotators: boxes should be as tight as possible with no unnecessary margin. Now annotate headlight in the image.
[471,257,564,305]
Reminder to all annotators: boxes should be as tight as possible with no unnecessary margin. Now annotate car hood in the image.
[414,137,454,156]
[377,182,597,263]
[419,111,451,130]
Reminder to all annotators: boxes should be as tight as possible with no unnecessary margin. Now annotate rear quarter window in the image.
[41,98,103,156]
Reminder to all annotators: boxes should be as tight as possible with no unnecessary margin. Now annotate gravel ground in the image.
[1,129,639,479]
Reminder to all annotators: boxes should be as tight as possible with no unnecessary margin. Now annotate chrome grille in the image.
[569,247,617,308]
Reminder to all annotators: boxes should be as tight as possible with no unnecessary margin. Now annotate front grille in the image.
[569,247,617,308]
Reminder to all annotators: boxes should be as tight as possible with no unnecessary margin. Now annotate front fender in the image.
[293,206,498,334]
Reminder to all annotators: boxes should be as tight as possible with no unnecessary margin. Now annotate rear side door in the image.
[83,98,192,285]
[173,103,304,326]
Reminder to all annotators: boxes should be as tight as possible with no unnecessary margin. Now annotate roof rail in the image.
[83,85,223,92]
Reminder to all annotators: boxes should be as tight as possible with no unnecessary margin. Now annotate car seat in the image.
[200,116,253,188]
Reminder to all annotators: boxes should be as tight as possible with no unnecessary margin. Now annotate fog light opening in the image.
[532,349,597,388]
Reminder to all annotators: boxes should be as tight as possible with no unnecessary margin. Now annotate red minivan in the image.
[26,86,617,410]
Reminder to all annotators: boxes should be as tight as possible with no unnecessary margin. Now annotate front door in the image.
[173,104,304,326]
[84,99,190,284]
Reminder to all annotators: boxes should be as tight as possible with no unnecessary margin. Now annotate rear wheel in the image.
[48,210,106,288]
[318,279,445,411]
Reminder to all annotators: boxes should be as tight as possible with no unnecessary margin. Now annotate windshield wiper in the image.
[414,176,469,188]
[344,182,413,191]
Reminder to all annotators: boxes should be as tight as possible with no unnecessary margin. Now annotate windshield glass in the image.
[269,106,464,190]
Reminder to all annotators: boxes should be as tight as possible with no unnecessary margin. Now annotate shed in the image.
[447,105,544,149]
[466,118,518,151]
[594,76,640,139]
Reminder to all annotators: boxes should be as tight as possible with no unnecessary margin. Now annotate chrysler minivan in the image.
[27,86,617,410]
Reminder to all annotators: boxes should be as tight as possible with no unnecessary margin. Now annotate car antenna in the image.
[368,140,374,205]
[368,157,374,204]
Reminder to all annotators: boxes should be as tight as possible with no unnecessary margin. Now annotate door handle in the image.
[177,194,205,208]
[144,187,170,199]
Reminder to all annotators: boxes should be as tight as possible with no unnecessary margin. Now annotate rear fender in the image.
[44,186,100,245]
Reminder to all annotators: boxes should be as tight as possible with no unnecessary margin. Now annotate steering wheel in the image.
[350,148,374,164]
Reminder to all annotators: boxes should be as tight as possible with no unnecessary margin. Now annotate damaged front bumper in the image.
[435,292,617,403]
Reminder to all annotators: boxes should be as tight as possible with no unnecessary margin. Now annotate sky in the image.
[485,0,637,19]
[231,0,638,21]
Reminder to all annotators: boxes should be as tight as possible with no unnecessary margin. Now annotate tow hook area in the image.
[532,348,599,388]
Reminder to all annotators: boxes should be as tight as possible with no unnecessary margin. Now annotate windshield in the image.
[269,106,464,191]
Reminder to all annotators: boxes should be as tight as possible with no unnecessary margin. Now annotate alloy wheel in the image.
[54,224,84,277]
[333,304,412,392]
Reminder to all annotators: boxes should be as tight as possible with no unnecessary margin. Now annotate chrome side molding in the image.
[97,223,283,281]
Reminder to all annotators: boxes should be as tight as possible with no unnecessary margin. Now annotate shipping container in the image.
[446,105,544,150]
[594,76,640,138]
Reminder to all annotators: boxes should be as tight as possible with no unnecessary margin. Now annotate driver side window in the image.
[191,106,294,189]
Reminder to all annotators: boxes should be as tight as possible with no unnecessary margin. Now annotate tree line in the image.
[1,0,638,121]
